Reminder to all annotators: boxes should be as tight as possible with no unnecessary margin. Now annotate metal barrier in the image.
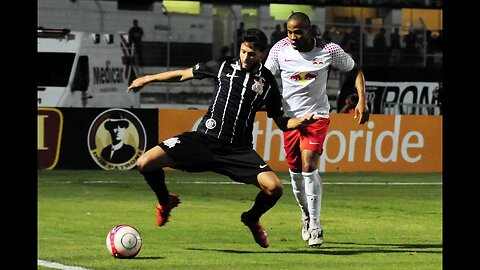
[383,102,441,115]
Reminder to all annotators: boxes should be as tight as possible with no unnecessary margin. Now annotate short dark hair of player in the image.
[287,12,311,29]
[242,28,268,52]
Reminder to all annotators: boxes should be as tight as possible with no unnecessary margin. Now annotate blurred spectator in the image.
[233,22,245,56]
[128,19,144,66]
[270,24,286,47]
[390,27,401,48]
[374,27,387,50]
[340,31,353,52]
[373,27,387,65]
[390,27,401,65]
[404,29,418,60]
[350,26,365,60]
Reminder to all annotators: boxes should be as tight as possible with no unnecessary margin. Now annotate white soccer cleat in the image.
[308,228,324,247]
[302,219,310,241]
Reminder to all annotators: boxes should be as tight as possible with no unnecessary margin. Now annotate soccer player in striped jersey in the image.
[127,28,319,248]
[265,12,370,247]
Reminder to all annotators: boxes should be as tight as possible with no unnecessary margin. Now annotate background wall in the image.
[38,108,442,173]
[38,0,214,43]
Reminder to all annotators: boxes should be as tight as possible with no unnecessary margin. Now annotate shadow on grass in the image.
[328,241,442,249]
[130,256,166,260]
[186,241,442,255]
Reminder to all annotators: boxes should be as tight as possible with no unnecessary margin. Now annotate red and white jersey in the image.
[265,37,355,118]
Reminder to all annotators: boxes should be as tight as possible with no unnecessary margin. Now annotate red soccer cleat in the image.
[241,212,270,248]
[155,194,181,226]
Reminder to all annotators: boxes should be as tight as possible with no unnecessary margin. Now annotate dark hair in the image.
[287,12,311,29]
[242,28,268,52]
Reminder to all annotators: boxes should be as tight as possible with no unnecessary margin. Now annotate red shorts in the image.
[283,117,330,171]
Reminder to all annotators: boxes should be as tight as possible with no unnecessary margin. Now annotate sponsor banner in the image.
[365,81,441,115]
[158,109,206,141]
[38,108,63,170]
[158,110,442,173]
[38,108,158,170]
[319,114,442,172]
[87,108,147,170]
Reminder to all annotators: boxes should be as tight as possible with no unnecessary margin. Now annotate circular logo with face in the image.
[87,108,146,170]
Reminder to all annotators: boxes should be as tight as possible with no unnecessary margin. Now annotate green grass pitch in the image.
[38,170,442,270]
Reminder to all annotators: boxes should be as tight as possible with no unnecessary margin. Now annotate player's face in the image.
[287,19,311,51]
[239,43,264,71]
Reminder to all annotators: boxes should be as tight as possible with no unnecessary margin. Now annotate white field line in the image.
[52,180,442,186]
[167,181,442,185]
[37,259,90,270]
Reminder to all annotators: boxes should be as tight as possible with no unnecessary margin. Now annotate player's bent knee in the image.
[136,155,150,171]
[257,171,283,196]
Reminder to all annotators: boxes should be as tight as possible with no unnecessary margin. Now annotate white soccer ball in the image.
[106,224,143,259]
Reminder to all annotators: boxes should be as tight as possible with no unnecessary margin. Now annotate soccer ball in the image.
[106,224,143,259]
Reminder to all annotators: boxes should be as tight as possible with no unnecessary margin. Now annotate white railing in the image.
[383,102,441,115]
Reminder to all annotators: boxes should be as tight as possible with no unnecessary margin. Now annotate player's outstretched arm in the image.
[273,113,318,131]
[353,69,370,124]
[127,68,194,92]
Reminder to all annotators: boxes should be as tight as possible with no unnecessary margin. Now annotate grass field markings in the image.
[83,180,122,183]
[37,259,90,270]
[320,182,442,185]
[45,180,442,185]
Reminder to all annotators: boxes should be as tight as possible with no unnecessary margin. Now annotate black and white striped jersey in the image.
[192,58,284,147]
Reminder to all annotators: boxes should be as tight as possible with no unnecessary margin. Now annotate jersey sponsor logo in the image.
[312,59,324,67]
[259,164,268,168]
[205,118,217,129]
[284,59,294,62]
[87,108,146,170]
[195,63,200,70]
[309,141,320,145]
[289,72,318,83]
[163,137,181,148]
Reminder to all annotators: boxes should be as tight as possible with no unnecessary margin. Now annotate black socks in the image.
[247,190,282,221]
[139,169,169,206]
